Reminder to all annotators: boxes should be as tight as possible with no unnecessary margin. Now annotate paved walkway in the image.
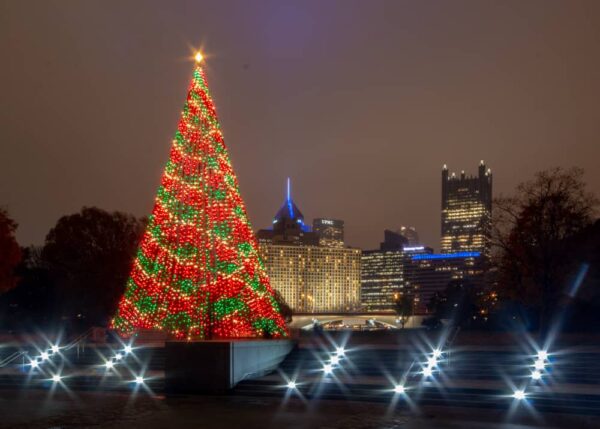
[1,390,597,429]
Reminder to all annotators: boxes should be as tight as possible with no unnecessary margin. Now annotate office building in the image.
[441,161,492,258]
[360,231,428,313]
[361,250,404,312]
[399,226,420,246]
[379,229,407,251]
[257,179,361,313]
[313,218,344,248]
[404,251,485,314]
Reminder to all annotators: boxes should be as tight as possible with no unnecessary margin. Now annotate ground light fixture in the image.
[427,356,438,367]
[51,345,60,354]
[105,360,114,369]
[123,345,133,354]
[115,353,123,361]
[394,384,406,394]
[433,348,443,358]
[40,352,49,361]
[531,370,542,380]
[513,390,526,400]
[534,359,545,371]
[537,350,548,361]
[52,374,62,383]
[335,347,345,356]
[287,380,297,389]
[330,355,340,365]
[422,366,433,377]
[135,376,144,385]
[30,360,39,369]
[323,363,333,374]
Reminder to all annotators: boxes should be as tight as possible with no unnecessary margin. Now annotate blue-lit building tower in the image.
[258,178,318,245]
[257,179,361,312]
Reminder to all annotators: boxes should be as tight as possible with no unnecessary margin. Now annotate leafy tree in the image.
[0,207,21,294]
[393,291,414,328]
[42,207,145,331]
[493,167,598,336]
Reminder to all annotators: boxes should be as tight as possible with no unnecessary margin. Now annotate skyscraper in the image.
[257,180,361,313]
[361,231,405,312]
[257,178,318,246]
[404,251,485,314]
[313,218,344,248]
[399,226,420,246]
[441,161,492,258]
[360,231,428,313]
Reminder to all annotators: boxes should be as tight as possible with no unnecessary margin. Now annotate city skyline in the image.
[2,3,600,427]
[2,1,600,251]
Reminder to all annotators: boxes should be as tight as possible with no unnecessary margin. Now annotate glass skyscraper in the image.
[360,231,428,313]
[404,251,484,314]
[441,161,492,258]
[313,218,345,248]
[361,249,405,312]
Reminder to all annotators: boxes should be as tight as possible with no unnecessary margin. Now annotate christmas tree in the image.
[112,53,288,340]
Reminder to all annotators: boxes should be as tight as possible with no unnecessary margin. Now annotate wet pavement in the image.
[1,390,598,429]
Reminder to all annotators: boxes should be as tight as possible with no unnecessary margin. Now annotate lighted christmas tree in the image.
[112,53,288,340]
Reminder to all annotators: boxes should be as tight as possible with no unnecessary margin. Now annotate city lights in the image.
[259,218,361,313]
[0,4,597,425]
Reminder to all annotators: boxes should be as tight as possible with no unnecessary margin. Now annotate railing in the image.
[0,328,95,368]
[60,327,95,360]
[0,350,29,368]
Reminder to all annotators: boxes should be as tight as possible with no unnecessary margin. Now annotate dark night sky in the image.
[1,0,599,251]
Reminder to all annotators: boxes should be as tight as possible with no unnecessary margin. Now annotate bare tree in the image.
[492,167,598,337]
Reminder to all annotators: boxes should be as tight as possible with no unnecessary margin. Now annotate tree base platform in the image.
[165,339,294,393]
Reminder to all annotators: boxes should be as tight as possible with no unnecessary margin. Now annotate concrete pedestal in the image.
[165,339,294,393]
